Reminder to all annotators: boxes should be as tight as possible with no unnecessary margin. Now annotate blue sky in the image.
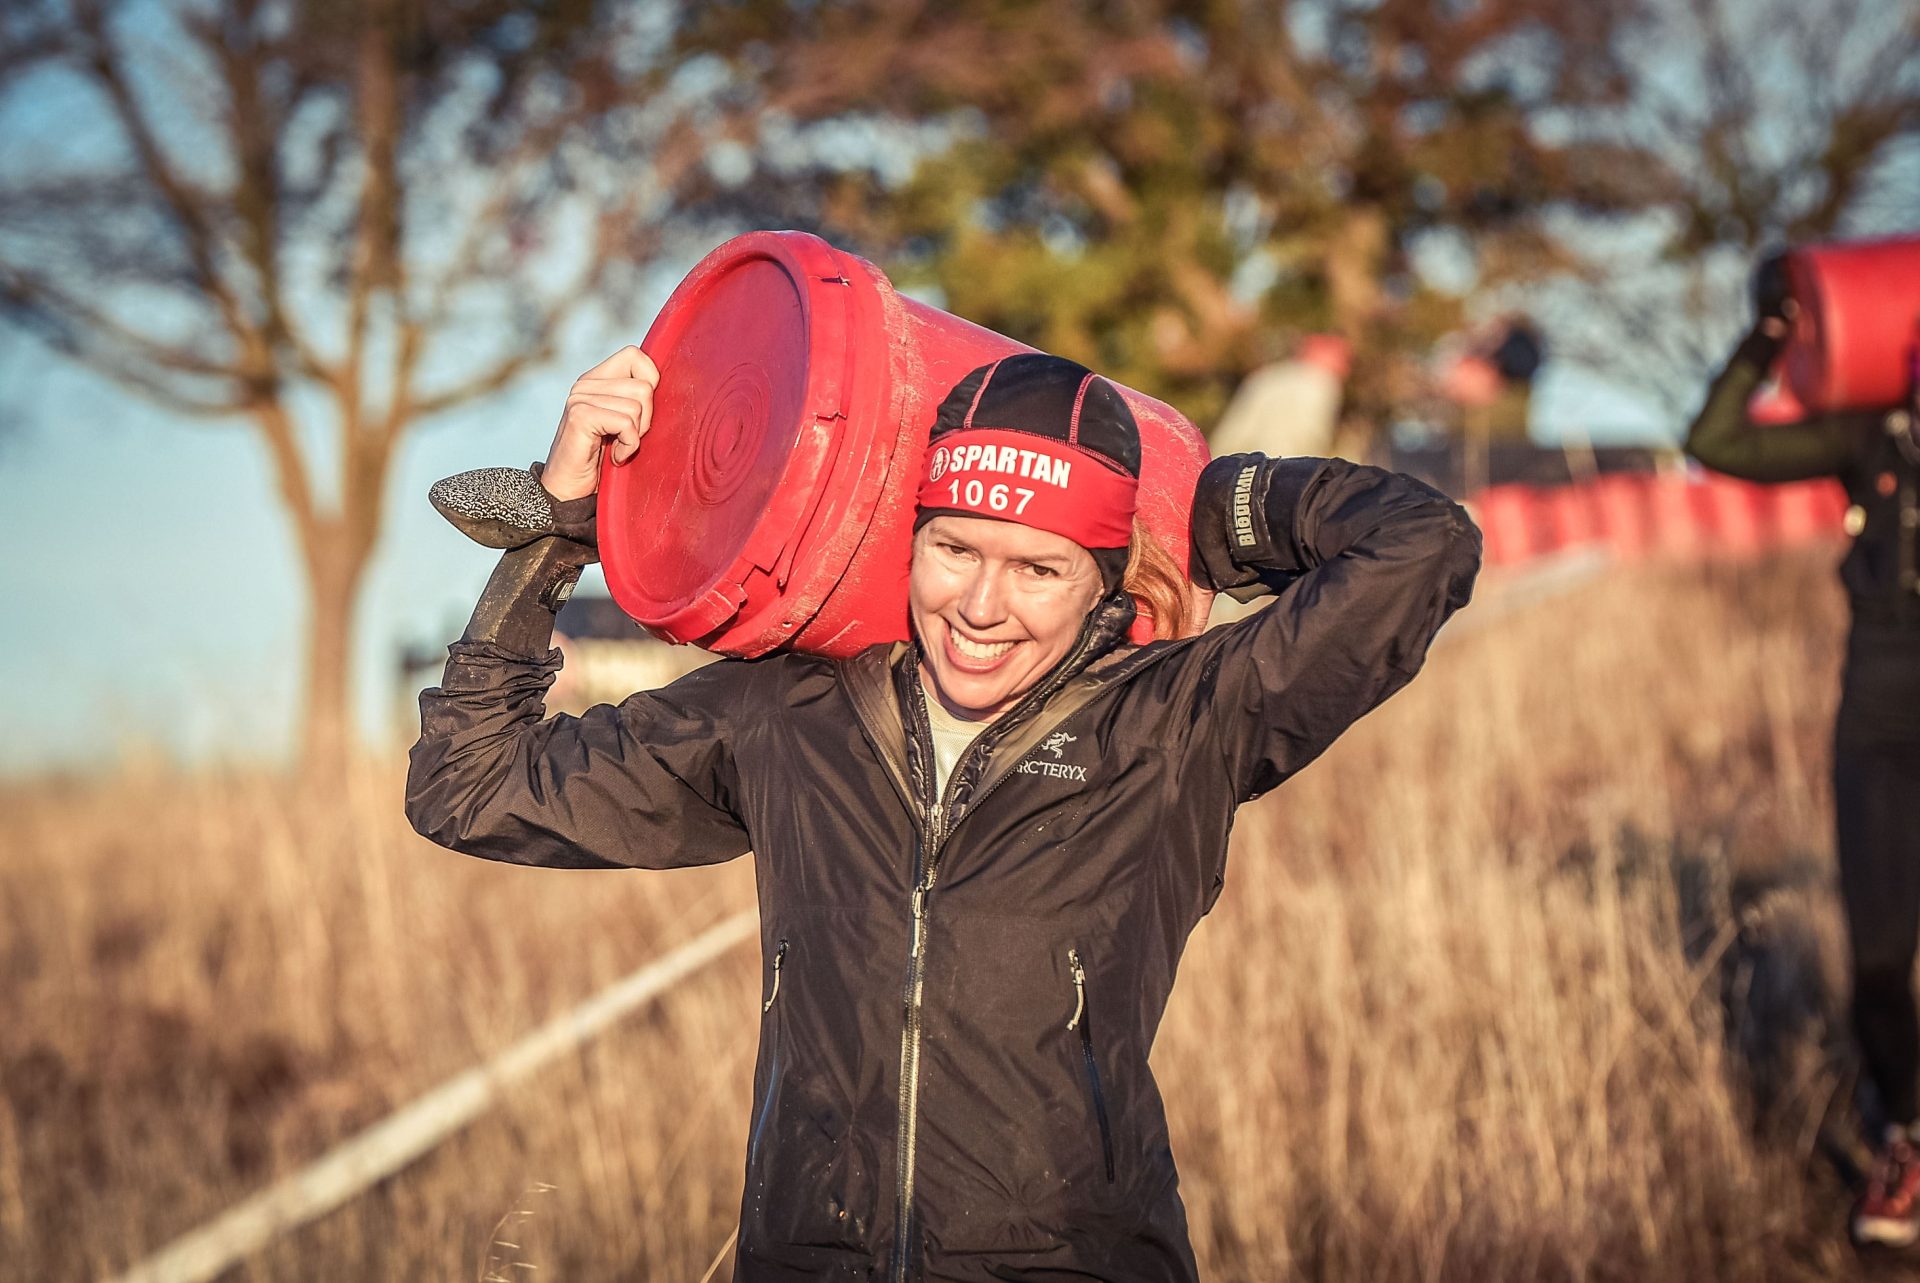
[0,325,619,774]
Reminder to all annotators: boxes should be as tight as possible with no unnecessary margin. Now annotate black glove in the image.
[430,462,602,657]
[1188,453,1326,602]
[1751,251,1795,324]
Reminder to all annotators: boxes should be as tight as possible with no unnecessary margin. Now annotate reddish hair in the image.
[1123,521,1196,641]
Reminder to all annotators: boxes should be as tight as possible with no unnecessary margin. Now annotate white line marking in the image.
[103,910,758,1283]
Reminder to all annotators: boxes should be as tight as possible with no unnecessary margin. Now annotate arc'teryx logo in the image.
[1018,731,1088,781]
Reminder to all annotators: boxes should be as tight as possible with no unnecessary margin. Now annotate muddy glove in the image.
[1187,453,1328,602]
[429,462,599,553]
[431,463,602,656]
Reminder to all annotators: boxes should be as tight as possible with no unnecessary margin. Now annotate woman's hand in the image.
[1759,302,1797,341]
[541,346,660,502]
[1752,251,1799,339]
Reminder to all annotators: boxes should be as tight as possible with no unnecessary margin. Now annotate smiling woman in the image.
[910,514,1106,721]
[905,356,1153,724]
[406,347,1482,1283]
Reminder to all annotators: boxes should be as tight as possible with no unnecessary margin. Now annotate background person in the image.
[1208,333,1352,461]
[408,348,1480,1281]
[1685,256,1920,1248]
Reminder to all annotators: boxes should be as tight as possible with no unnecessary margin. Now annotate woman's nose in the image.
[957,567,1008,626]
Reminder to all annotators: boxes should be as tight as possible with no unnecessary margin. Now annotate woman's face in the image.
[909,515,1105,720]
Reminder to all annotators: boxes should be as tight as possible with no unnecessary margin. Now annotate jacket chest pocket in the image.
[1066,947,1117,1184]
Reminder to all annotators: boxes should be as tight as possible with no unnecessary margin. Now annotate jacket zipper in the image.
[748,938,790,1172]
[890,618,1114,1283]
[892,685,947,1283]
[1067,948,1117,1183]
[762,938,788,1013]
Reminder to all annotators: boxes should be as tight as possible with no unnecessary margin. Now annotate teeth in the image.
[951,631,1015,661]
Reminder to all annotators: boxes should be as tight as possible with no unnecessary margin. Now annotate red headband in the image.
[916,426,1138,549]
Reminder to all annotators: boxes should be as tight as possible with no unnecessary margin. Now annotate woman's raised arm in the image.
[1178,454,1482,804]
[1684,321,1868,483]
[405,621,754,872]
[406,346,753,871]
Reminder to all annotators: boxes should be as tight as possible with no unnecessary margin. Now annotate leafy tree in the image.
[680,0,1653,440]
[0,0,747,774]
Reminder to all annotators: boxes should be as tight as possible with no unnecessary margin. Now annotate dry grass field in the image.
[4,547,1911,1281]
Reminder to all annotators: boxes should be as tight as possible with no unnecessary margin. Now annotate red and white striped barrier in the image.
[1467,474,1848,569]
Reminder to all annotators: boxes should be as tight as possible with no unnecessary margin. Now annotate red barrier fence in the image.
[1468,473,1849,569]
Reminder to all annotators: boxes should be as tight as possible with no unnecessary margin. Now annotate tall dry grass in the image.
[0,548,1903,1280]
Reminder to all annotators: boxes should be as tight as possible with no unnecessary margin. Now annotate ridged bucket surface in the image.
[599,230,1212,657]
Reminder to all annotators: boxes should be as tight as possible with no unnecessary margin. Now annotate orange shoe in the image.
[1854,1127,1920,1248]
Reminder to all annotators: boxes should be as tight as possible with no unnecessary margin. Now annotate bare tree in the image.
[0,0,746,775]
[1537,0,1920,417]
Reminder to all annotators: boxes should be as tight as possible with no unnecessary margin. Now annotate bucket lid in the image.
[599,233,860,646]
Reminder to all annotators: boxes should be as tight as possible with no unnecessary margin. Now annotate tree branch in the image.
[0,261,241,373]
[341,1,404,434]
[0,265,259,414]
[404,284,582,422]
[72,0,267,371]
[249,396,319,542]
[188,2,332,391]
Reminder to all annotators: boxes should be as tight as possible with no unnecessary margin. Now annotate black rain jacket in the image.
[407,456,1481,1282]
[1686,324,1920,630]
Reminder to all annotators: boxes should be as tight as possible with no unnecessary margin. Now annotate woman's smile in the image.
[942,621,1021,670]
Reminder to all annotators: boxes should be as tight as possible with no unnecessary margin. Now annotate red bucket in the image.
[1782,235,1920,413]
[598,231,1213,657]
[1770,479,1849,545]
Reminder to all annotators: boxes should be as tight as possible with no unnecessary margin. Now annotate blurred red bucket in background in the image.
[1541,483,1603,551]
[598,231,1212,657]
[1590,473,1654,560]
[1782,234,1920,414]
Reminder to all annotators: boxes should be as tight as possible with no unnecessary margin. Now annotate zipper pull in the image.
[1067,947,1086,1030]
[910,885,928,958]
[762,939,787,1013]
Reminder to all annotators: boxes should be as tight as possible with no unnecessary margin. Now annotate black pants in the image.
[1835,622,1920,1125]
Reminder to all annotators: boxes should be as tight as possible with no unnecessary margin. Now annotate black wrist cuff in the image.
[460,537,594,658]
[1734,328,1785,371]
[1256,456,1327,572]
[529,461,600,549]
